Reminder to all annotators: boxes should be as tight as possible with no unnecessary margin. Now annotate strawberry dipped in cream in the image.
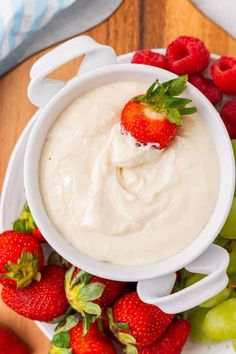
[40,76,219,265]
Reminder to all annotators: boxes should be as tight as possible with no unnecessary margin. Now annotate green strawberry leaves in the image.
[165,108,183,126]
[49,346,72,354]
[133,75,197,126]
[65,266,105,335]
[52,332,71,348]
[2,249,41,289]
[13,203,37,233]
[162,75,188,96]
[83,313,97,336]
[75,282,103,302]
[125,344,138,354]
[178,107,198,115]
[50,314,79,353]
[55,314,79,333]
[107,308,137,353]
[52,307,76,324]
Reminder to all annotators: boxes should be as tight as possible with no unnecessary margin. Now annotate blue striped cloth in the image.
[0,0,76,71]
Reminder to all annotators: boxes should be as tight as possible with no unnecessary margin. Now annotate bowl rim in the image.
[24,63,235,281]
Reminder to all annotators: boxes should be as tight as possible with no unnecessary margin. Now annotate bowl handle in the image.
[28,35,117,108]
[137,244,229,313]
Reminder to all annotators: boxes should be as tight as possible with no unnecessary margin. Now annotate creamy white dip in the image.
[40,81,219,265]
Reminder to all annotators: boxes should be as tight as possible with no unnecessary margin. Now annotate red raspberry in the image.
[132,50,168,70]
[188,74,222,105]
[166,36,210,74]
[220,99,236,139]
[211,56,236,94]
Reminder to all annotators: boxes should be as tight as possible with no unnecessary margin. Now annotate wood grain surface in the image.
[0,0,236,352]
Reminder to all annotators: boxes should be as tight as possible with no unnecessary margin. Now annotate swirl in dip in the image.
[40,81,219,265]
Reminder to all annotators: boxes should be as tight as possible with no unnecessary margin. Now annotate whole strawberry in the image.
[138,319,190,354]
[108,291,174,353]
[65,266,125,334]
[121,75,197,149]
[1,265,69,322]
[50,321,117,354]
[0,326,30,354]
[0,230,44,289]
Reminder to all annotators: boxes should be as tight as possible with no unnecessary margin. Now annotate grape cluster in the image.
[181,145,236,345]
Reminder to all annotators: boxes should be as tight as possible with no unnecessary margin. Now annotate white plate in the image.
[0,50,234,353]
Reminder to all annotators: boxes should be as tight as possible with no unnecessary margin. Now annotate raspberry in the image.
[188,74,222,105]
[211,56,236,94]
[132,50,168,69]
[166,36,210,74]
[221,99,236,139]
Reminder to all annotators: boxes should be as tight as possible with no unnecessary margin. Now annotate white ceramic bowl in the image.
[24,36,235,313]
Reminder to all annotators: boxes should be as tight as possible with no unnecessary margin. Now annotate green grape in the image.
[228,241,236,274]
[220,197,236,239]
[185,274,205,287]
[200,288,231,308]
[203,298,236,340]
[185,274,230,308]
[230,289,236,298]
[188,307,216,344]
[214,237,236,274]
[228,274,236,291]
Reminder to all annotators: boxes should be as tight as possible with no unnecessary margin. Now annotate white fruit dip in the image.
[40,81,219,265]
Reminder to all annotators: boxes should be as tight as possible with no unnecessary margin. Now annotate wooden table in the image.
[0,0,236,352]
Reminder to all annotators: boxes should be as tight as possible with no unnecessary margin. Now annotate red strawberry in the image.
[166,36,210,74]
[50,321,117,354]
[65,266,125,335]
[211,56,236,94]
[108,292,174,352]
[0,230,44,289]
[0,326,30,354]
[188,74,222,105]
[132,50,168,70]
[32,227,46,243]
[138,319,190,354]
[1,265,69,322]
[92,276,125,308]
[121,76,197,149]
[71,322,117,354]
[221,99,236,139]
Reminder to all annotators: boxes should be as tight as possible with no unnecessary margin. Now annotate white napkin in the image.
[0,0,76,62]
[0,0,122,75]
[191,0,236,39]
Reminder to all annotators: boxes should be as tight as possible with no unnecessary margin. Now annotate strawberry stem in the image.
[65,266,105,335]
[1,249,41,289]
[107,308,137,353]
[133,75,197,126]
[13,203,37,233]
